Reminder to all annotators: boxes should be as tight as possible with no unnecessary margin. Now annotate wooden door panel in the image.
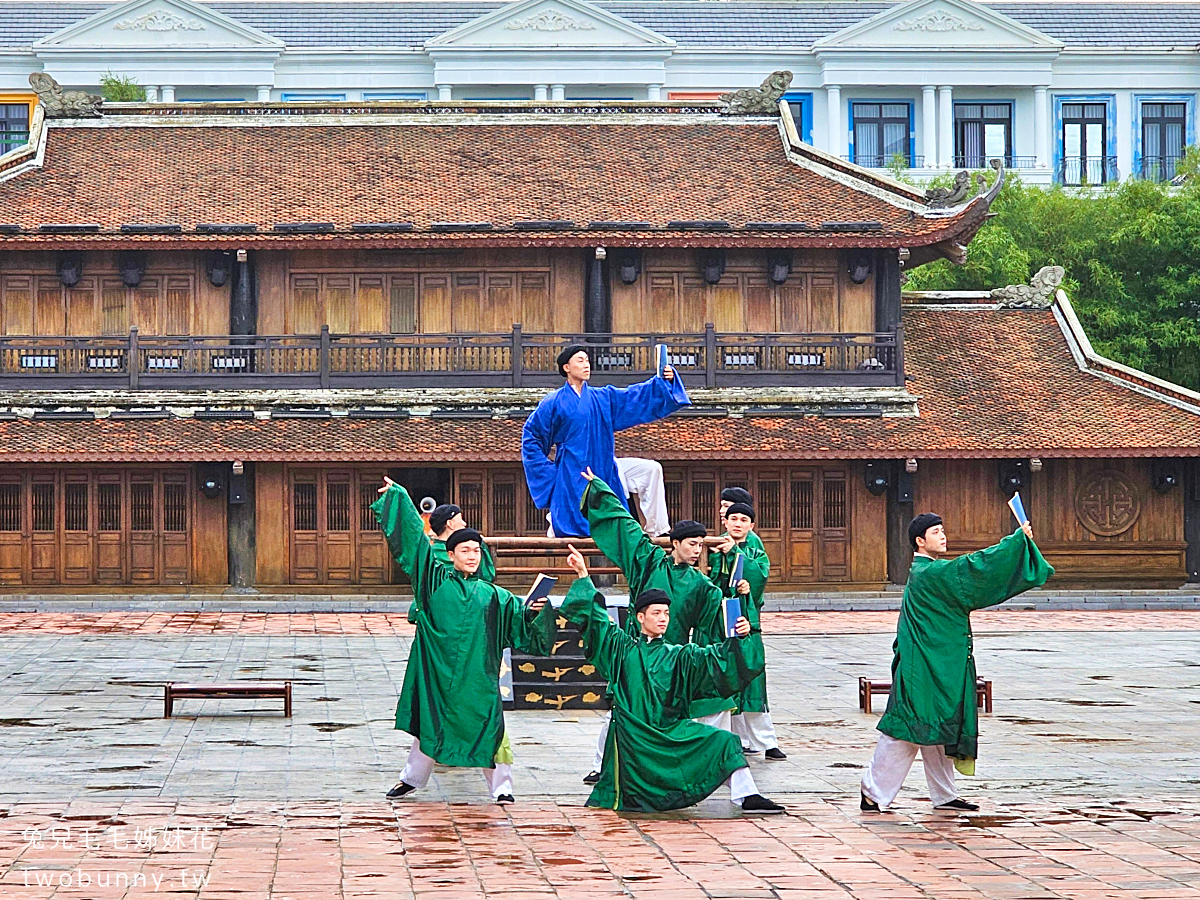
[712,277,742,332]
[451,275,482,333]
[810,275,839,333]
[162,537,190,584]
[520,273,551,333]
[777,277,808,332]
[291,538,319,583]
[0,536,21,583]
[648,275,676,334]
[420,275,450,333]
[130,536,158,583]
[357,536,388,584]
[63,538,92,584]
[30,537,57,583]
[486,274,515,333]
[745,276,775,333]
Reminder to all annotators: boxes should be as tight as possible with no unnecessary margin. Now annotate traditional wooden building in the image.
[0,87,1196,591]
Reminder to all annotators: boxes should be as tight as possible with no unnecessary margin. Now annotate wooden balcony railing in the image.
[0,325,903,390]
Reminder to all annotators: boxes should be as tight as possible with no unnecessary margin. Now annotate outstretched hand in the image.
[734,616,751,637]
[715,535,736,554]
[580,467,596,482]
[1020,522,1033,539]
[566,544,589,579]
[377,475,397,494]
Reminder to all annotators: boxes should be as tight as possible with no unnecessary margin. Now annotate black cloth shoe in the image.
[582,771,601,785]
[386,781,416,800]
[935,798,980,811]
[742,746,754,754]
[495,794,515,805]
[860,791,881,812]
[740,794,785,815]
[765,747,787,761]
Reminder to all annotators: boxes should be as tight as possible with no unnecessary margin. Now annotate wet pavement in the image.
[1,610,1198,898]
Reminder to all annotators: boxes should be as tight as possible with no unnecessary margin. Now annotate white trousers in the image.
[401,738,514,799]
[860,733,957,808]
[732,712,779,752]
[593,710,757,802]
[616,457,671,536]
[547,458,671,538]
[694,709,732,731]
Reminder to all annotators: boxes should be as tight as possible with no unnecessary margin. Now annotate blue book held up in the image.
[1008,492,1029,526]
[656,343,669,378]
[728,553,745,593]
[722,594,743,639]
[524,573,558,607]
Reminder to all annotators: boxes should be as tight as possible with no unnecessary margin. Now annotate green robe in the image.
[583,477,728,717]
[877,530,1053,767]
[560,577,764,812]
[372,484,557,768]
[708,536,771,714]
[408,537,497,623]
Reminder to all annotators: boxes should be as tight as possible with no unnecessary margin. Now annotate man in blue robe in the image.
[521,344,690,537]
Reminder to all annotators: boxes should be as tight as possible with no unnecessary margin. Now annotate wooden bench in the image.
[164,681,292,718]
[858,677,992,715]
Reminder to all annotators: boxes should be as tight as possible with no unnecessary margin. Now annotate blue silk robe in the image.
[521,374,689,537]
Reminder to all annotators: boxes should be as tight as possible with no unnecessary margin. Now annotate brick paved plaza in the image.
[2,610,1199,899]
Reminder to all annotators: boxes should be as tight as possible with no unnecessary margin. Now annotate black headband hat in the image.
[633,588,671,615]
[721,487,753,506]
[669,520,707,542]
[429,503,461,535]
[556,344,590,376]
[908,513,944,549]
[725,502,755,522]
[445,527,483,552]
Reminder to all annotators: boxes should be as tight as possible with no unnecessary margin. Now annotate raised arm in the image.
[497,586,559,656]
[582,475,663,585]
[558,571,633,682]
[606,372,691,432]
[521,398,558,510]
[671,633,765,704]
[371,481,447,602]
[947,529,1055,611]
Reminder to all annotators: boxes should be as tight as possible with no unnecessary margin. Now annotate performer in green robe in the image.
[561,546,784,814]
[578,470,737,783]
[861,512,1053,812]
[372,478,557,804]
[708,501,785,761]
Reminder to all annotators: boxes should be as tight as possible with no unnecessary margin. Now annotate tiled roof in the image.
[0,304,1196,462]
[0,117,972,249]
[3,2,1200,50]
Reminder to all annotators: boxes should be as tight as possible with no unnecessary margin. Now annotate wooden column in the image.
[584,249,611,334]
[874,249,902,333]
[230,249,257,336]
[886,461,914,586]
[1186,458,1200,582]
[228,464,257,590]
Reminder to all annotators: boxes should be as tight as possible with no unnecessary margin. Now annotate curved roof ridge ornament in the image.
[29,73,102,119]
[719,71,792,116]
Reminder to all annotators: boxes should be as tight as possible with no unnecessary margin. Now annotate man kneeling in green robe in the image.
[372,478,557,804]
[562,545,785,814]
[861,512,1053,812]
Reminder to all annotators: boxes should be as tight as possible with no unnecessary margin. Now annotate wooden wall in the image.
[255,462,289,585]
[612,249,875,334]
[915,458,1187,585]
[0,251,219,335]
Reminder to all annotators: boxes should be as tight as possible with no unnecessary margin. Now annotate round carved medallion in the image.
[1074,470,1141,536]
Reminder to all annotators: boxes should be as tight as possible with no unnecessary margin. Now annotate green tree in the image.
[905,160,1200,391]
[99,72,146,102]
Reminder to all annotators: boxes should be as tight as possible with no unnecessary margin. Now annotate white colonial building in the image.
[2,0,1199,184]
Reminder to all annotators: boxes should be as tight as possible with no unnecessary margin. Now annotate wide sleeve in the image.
[520,397,558,510]
[946,530,1055,611]
[558,575,633,682]
[371,483,447,603]
[741,546,771,611]
[582,476,662,583]
[671,635,765,703]
[498,586,558,656]
[605,373,691,432]
[480,540,497,584]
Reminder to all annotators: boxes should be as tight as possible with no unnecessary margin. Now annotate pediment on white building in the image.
[428,0,675,50]
[814,0,1062,50]
[33,0,284,49]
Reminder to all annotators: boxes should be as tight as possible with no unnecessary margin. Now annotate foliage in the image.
[99,72,146,103]
[905,153,1200,391]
